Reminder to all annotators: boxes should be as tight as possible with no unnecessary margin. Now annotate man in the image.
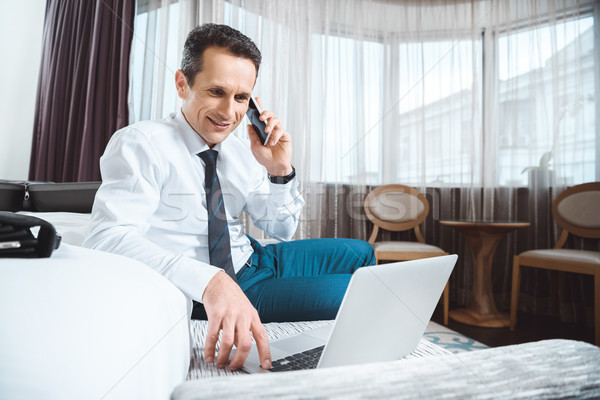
[84,24,375,371]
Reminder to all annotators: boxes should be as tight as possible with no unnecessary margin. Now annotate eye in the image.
[208,88,224,96]
[235,95,249,103]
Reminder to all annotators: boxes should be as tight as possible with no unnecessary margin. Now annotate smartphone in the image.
[246,97,271,146]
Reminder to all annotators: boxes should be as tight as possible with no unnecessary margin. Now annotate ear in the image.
[175,70,188,99]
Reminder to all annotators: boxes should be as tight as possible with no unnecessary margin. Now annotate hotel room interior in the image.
[1,0,599,398]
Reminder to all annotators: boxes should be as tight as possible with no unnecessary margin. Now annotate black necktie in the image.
[198,150,236,281]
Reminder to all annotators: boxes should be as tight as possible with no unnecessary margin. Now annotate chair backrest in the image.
[364,184,430,234]
[552,182,600,245]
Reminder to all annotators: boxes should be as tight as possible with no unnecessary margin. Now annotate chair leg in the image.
[595,272,599,346]
[443,282,449,325]
[510,255,521,331]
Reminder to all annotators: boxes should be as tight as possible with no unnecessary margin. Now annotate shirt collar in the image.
[174,110,224,155]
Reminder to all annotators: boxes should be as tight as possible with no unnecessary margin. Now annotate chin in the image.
[202,132,232,146]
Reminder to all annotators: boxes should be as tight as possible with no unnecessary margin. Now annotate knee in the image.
[338,239,375,266]
[356,240,376,265]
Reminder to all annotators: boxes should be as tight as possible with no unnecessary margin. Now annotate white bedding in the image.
[17,211,92,246]
[0,215,191,400]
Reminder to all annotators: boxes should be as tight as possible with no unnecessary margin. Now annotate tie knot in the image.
[198,149,218,167]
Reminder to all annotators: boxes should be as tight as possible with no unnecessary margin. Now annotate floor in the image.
[430,305,595,348]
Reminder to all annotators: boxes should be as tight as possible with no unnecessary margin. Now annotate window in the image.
[309,35,384,183]
[130,1,181,122]
[496,16,595,186]
[130,1,597,188]
[394,39,481,185]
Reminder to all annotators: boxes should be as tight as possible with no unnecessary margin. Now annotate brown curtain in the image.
[29,0,135,182]
[284,183,598,327]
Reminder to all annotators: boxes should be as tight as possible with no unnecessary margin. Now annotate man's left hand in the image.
[247,97,293,176]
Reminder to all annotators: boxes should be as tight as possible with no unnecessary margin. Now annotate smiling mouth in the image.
[207,116,232,128]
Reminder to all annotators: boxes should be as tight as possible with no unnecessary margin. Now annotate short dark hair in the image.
[181,23,262,87]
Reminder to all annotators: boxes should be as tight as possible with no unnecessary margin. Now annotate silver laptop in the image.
[241,254,457,373]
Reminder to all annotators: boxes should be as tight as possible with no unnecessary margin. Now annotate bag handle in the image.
[0,212,61,258]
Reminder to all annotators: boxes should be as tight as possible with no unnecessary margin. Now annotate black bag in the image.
[0,180,101,213]
[0,212,61,258]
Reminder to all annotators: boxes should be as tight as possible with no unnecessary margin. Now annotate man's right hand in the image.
[201,271,271,371]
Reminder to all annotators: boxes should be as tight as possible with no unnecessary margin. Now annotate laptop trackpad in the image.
[271,333,325,354]
[301,324,333,341]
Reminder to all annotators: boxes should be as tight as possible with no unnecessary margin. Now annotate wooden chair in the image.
[364,184,450,325]
[510,181,600,345]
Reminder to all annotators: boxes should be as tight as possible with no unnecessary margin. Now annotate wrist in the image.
[268,166,296,184]
[267,165,293,177]
[202,270,227,302]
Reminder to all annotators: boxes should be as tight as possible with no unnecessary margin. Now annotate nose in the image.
[216,97,236,120]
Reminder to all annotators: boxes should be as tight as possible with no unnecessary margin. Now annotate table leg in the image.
[449,229,511,328]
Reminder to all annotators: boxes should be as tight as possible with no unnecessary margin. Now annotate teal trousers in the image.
[192,236,375,322]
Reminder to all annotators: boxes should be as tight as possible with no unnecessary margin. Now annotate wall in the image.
[0,0,46,180]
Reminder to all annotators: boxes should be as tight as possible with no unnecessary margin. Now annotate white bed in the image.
[0,212,191,400]
[3,211,600,399]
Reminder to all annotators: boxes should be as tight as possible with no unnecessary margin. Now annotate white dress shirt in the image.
[83,111,304,302]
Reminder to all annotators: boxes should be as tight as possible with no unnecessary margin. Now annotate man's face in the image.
[176,46,256,147]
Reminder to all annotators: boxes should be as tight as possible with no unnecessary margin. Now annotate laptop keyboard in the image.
[270,345,325,372]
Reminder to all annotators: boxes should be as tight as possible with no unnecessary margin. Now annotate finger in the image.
[216,318,235,368]
[252,319,271,370]
[247,124,261,146]
[204,318,222,364]
[255,96,263,110]
[259,110,275,123]
[264,117,280,136]
[228,329,253,371]
[267,125,284,146]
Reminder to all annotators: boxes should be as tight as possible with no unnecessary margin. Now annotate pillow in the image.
[0,244,191,400]
[17,211,92,247]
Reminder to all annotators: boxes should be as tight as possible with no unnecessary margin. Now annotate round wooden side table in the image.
[440,220,530,328]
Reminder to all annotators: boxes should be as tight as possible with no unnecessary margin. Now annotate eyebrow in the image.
[207,85,251,97]
[236,90,252,98]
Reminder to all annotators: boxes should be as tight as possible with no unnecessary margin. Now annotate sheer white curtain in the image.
[130,0,597,236]
[129,0,224,123]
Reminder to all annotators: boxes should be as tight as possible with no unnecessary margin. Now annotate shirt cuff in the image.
[268,176,301,206]
[164,256,222,303]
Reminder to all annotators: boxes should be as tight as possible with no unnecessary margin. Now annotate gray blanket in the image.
[175,339,600,399]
